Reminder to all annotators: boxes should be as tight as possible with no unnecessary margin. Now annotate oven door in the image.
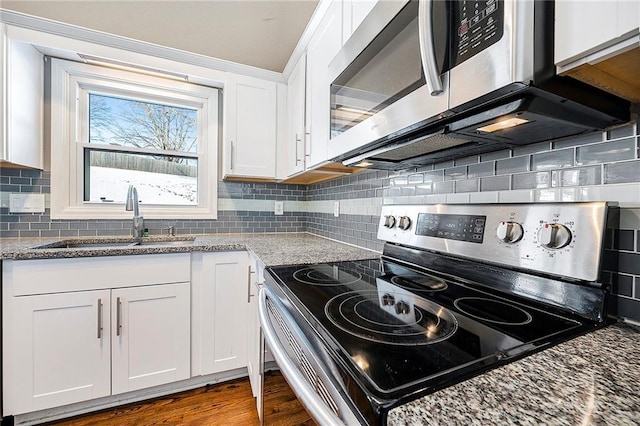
[258,286,365,426]
[327,0,451,161]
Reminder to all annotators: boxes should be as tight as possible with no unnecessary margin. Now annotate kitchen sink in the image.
[135,240,194,247]
[33,238,195,249]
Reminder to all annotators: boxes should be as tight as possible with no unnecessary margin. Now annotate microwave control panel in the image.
[451,0,504,67]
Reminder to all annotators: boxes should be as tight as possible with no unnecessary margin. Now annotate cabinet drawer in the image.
[5,254,191,296]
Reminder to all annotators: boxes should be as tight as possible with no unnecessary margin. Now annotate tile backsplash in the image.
[1,114,639,321]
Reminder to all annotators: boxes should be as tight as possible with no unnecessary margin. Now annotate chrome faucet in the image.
[125,185,144,239]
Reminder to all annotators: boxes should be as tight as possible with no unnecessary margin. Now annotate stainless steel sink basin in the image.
[64,242,137,248]
[135,240,194,247]
[33,238,195,249]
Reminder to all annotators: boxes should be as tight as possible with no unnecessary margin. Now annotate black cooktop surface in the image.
[267,258,586,399]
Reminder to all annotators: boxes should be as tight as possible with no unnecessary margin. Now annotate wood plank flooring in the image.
[42,371,315,426]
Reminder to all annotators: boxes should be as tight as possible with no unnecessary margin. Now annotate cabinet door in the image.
[342,0,377,43]
[3,290,111,415]
[111,283,190,395]
[306,0,343,169]
[555,1,639,65]
[224,73,277,178]
[287,53,307,176]
[246,255,260,398]
[200,252,250,374]
[1,25,43,169]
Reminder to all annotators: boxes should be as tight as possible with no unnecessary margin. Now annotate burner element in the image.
[325,291,458,346]
[293,265,362,286]
[453,297,533,325]
[391,275,447,291]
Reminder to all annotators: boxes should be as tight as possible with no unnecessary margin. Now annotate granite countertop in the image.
[388,322,640,425]
[0,232,379,266]
[2,233,638,424]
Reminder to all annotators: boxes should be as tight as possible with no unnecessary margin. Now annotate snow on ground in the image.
[89,166,197,205]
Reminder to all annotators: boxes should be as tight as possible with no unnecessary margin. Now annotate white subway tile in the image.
[470,191,499,203]
[446,193,470,204]
[425,194,447,204]
[498,189,534,203]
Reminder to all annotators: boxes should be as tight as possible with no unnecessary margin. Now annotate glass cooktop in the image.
[266,258,585,399]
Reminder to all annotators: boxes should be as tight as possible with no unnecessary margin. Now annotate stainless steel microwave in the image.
[327,0,629,170]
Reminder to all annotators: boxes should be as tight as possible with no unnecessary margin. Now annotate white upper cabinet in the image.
[555,0,639,66]
[555,1,639,103]
[1,24,44,169]
[224,73,277,179]
[306,0,343,169]
[286,53,307,176]
[342,0,377,43]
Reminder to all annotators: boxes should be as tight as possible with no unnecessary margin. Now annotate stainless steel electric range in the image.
[259,202,618,425]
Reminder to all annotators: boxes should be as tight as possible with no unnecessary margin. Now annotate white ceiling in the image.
[1,0,320,73]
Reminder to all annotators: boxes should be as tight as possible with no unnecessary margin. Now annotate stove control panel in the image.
[415,213,486,243]
[377,202,616,282]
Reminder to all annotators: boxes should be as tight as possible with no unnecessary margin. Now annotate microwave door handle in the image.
[418,0,443,96]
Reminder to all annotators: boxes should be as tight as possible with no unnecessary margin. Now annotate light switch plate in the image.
[334,201,340,217]
[10,193,45,213]
[274,201,284,216]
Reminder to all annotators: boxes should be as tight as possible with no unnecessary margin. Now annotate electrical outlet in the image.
[274,201,284,215]
[9,193,45,213]
[334,201,340,217]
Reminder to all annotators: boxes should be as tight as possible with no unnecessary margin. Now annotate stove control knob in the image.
[395,300,411,315]
[383,215,396,228]
[496,221,524,244]
[398,216,412,230]
[538,223,572,249]
[381,294,395,306]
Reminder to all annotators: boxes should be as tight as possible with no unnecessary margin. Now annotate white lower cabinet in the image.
[196,251,250,375]
[8,290,112,413]
[246,254,263,399]
[2,254,191,416]
[111,283,191,395]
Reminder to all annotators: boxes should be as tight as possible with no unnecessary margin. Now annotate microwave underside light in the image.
[476,117,530,133]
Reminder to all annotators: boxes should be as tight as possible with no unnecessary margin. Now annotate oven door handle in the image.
[258,287,345,426]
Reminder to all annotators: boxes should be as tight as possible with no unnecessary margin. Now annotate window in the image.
[50,58,219,219]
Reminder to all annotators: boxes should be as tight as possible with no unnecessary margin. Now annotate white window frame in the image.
[50,58,219,220]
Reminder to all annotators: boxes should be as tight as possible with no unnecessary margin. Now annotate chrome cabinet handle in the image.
[418,0,443,95]
[230,140,235,171]
[247,265,256,303]
[97,298,103,339]
[305,130,311,157]
[295,133,302,164]
[116,297,122,336]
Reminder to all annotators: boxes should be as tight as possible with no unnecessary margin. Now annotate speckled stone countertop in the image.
[388,322,640,425]
[0,232,379,266]
[3,234,639,424]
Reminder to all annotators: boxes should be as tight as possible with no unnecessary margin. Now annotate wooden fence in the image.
[90,151,197,177]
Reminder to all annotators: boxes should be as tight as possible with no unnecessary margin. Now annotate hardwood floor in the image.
[42,372,315,426]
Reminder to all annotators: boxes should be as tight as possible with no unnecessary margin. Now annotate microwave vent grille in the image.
[373,133,472,161]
